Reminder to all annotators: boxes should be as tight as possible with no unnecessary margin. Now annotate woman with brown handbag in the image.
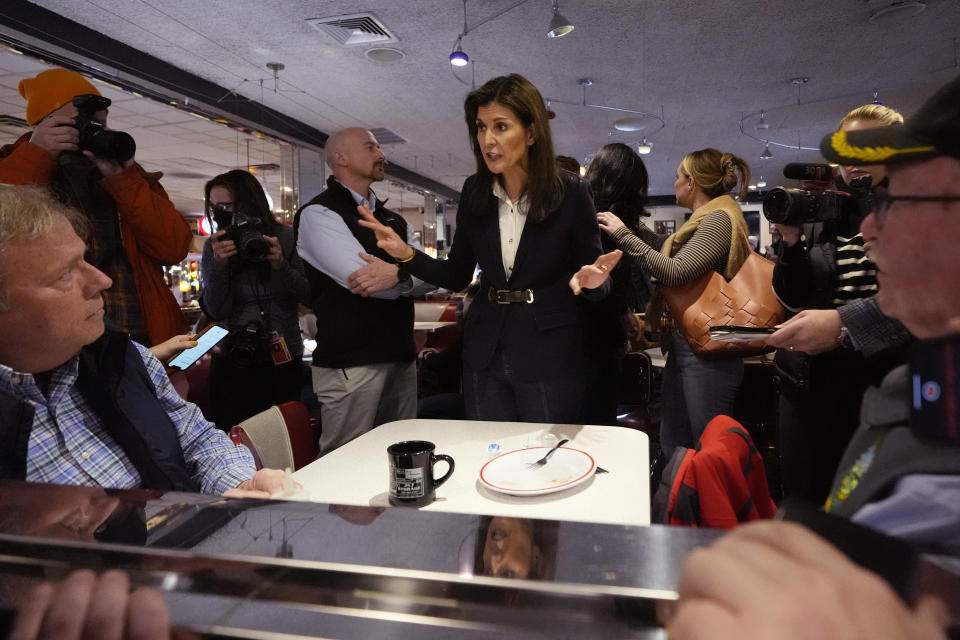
[596,148,752,457]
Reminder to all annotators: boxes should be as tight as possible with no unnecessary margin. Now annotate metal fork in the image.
[529,439,569,466]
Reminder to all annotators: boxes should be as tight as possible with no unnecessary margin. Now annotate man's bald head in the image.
[326,128,385,194]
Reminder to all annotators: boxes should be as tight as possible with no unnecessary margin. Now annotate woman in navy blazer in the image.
[360,74,620,423]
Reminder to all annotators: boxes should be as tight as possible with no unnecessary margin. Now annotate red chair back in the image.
[276,401,320,470]
[184,356,213,420]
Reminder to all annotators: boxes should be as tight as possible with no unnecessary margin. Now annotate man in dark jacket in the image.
[0,185,283,497]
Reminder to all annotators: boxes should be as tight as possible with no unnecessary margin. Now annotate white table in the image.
[293,419,650,526]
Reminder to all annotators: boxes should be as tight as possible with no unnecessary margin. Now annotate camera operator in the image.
[768,104,914,503]
[0,68,192,347]
[200,170,310,430]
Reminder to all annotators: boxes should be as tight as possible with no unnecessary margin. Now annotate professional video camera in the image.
[762,163,873,226]
[71,94,136,163]
[211,204,271,263]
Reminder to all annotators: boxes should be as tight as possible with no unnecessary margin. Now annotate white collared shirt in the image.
[492,180,529,279]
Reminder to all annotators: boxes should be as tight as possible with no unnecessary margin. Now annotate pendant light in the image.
[547,1,574,38]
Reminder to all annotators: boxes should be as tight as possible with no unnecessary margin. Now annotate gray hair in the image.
[0,185,87,311]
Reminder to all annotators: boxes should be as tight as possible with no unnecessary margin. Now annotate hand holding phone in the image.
[709,325,777,342]
[166,324,229,370]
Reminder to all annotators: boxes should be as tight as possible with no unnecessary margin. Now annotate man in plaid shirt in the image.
[0,185,284,497]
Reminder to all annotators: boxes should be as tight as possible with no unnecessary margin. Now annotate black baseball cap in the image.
[820,74,960,166]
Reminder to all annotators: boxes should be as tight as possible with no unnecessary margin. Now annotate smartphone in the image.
[166,324,230,371]
[708,325,777,342]
[910,335,960,443]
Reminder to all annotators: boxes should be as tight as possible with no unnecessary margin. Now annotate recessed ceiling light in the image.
[365,47,405,62]
[614,117,649,132]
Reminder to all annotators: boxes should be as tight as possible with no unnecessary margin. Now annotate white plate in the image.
[479,447,596,496]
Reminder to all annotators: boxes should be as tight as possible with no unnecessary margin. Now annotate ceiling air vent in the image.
[307,14,399,47]
[369,127,407,145]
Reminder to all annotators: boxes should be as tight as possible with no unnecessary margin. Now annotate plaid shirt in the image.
[0,342,255,494]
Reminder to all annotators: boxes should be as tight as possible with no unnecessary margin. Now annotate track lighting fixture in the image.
[547,1,574,38]
[449,35,469,66]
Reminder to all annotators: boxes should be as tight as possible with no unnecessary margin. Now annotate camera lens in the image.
[762,187,793,224]
[239,234,270,261]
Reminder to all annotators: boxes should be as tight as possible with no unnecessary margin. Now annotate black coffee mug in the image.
[388,440,455,507]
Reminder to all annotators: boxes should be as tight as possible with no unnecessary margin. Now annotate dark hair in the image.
[555,155,581,174]
[463,74,562,223]
[204,169,280,232]
[585,143,650,230]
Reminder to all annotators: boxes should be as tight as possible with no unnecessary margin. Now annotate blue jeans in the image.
[464,347,584,423]
[660,331,744,457]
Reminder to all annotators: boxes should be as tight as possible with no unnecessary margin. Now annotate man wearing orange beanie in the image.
[0,67,191,347]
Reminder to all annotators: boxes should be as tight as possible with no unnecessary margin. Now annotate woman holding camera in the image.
[201,169,310,430]
[596,149,752,457]
[769,104,913,503]
[358,74,620,423]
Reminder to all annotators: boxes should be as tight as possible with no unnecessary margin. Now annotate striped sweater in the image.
[832,232,878,306]
[609,211,733,288]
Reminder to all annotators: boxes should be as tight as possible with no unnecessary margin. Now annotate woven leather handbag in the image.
[662,251,783,358]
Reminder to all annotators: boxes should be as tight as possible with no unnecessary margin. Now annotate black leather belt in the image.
[488,288,535,304]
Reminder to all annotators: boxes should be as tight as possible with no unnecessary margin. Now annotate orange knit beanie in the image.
[18,69,101,125]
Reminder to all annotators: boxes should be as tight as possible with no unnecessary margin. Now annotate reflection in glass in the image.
[475,516,558,580]
[0,482,150,544]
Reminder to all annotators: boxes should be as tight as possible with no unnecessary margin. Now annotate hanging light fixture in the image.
[547,1,574,38]
[637,137,652,155]
[756,176,767,188]
[756,110,769,130]
[450,0,470,67]
[449,35,469,66]
[760,142,773,159]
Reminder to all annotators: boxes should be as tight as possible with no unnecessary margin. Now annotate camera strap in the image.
[55,152,122,269]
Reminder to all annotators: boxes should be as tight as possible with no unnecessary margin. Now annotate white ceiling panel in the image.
[2,0,959,203]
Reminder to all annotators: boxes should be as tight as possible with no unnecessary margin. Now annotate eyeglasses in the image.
[210,202,234,214]
[871,184,960,225]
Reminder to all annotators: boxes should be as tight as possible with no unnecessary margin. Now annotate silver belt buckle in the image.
[495,290,510,304]
[524,289,535,303]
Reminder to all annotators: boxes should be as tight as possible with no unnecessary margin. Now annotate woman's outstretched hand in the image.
[597,211,625,234]
[356,204,414,261]
[569,249,623,295]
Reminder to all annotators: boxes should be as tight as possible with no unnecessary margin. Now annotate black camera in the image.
[227,321,266,369]
[762,163,873,226]
[212,205,270,263]
[71,94,136,163]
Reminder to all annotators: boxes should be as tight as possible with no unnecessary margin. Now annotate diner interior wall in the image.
[297,146,326,205]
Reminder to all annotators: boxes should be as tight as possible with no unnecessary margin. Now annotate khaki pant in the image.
[311,361,417,455]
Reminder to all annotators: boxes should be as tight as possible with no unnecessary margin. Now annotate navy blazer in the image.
[407,172,608,381]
